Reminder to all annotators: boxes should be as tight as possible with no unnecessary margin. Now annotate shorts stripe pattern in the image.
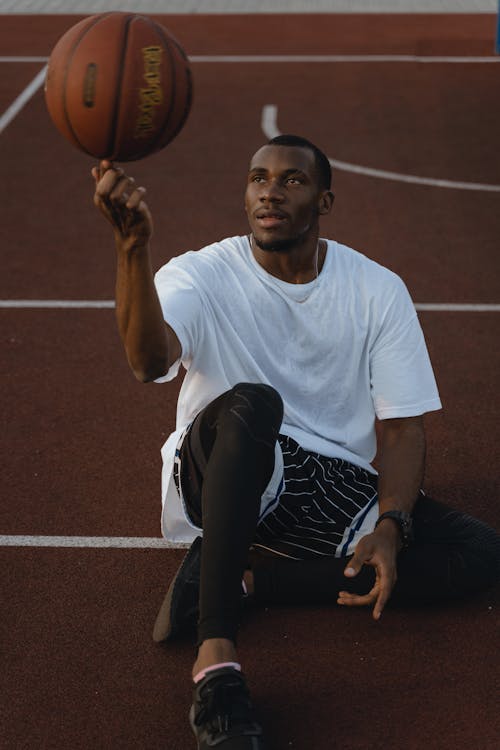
[253,435,378,560]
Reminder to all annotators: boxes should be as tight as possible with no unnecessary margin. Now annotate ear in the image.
[318,190,335,216]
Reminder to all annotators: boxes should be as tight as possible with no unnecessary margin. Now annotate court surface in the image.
[1,9,499,750]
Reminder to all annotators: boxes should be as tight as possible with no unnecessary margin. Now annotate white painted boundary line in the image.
[0,64,46,135]
[262,104,500,192]
[0,56,49,62]
[0,535,188,548]
[1,300,499,311]
[2,55,500,64]
[0,0,497,14]
[415,303,500,311]
[0,300,115,308]
[192,55,500,63]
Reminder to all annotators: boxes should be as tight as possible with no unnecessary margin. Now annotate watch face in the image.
[398,514,413,543]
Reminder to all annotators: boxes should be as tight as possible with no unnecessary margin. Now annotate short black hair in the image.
[267,134,332,191]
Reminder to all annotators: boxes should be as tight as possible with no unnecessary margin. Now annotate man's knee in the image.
[229,382,284,432]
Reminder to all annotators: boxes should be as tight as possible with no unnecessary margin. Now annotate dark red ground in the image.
[1,14,499,750]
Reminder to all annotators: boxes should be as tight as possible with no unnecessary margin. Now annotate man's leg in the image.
[250,495,500,605]
[178,383,283,673]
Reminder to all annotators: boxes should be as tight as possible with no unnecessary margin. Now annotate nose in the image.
[259,178,284,203]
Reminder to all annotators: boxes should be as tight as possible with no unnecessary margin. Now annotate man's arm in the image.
[377,414,425,516]
[92,161,181,382]
[338,415,426,619]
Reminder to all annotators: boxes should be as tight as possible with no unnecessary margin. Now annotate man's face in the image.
[245,145,326,252]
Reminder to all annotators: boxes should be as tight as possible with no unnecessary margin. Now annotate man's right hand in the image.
[92,160,153,252]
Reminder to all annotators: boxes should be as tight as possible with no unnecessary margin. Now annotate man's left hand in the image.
[338,522,402,620]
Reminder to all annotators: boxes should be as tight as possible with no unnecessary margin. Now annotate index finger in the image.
[94,166,125,199]
[91,160,115,183]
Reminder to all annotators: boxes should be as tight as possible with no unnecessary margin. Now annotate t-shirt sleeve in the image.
[153,259,204,383]
[369,275,442,419]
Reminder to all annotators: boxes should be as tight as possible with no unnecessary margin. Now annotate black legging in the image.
[251,494,500,605]
[179,384,500,643]
[179,382,283,645]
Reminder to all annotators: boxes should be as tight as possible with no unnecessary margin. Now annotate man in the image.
[93,135,499,750]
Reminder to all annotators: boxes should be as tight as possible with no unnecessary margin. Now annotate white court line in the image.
[415,303,500,311]
[1,0,498,13]
[0,65,46,135]
[0,300,115,308]
[2,55,500,64]
[262,105,500,193]
[190,55,500,63]
[0,535,188,549]
[0,56,49,63]
[1,300,499,311]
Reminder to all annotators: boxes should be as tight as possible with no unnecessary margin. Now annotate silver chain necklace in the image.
[294,242,320,303]
[250,236,321,303]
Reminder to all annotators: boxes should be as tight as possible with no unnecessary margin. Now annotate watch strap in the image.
[375,510,414,547]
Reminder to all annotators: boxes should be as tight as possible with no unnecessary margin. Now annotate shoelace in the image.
[195,677,250,733]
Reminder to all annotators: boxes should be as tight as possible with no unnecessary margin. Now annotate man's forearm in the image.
[92,161,169,381]
[376,416,426,515]
[115,242,169,382]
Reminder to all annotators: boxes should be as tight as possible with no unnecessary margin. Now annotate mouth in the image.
[254,211,288,229]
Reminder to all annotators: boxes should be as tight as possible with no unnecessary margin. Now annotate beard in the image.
[253,236,300,253]
[252,222,313,254]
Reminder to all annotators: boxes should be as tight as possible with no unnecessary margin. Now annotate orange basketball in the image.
[44,12,193,161]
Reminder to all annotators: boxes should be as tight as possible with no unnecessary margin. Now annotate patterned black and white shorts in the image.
[253,435,378,560]
[173,425,379,561]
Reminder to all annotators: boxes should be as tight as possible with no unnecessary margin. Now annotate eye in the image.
[286,176,303,185]
[250,175,266,183]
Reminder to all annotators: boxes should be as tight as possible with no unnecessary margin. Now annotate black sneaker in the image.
[153,538,254,642]
[190,667,264,749]
[152,536,202,642]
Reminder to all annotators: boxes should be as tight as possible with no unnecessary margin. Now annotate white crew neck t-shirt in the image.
[154,235,441,543]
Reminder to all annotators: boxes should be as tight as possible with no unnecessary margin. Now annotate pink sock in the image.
[193,661,241,684]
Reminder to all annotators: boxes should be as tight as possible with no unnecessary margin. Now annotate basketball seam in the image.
[164,38,193,146]
[61,12,115,157]
[108,14,134,160]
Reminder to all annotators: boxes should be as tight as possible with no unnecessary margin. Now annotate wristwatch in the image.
[375,510,414,548]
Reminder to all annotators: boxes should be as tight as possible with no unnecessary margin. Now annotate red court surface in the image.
[1,13,499,750]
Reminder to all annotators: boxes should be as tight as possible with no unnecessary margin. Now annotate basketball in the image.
[44,12,192,162]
